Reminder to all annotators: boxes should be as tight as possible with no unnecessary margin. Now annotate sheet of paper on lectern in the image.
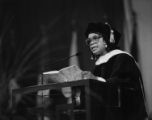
[43,65,83,84]
[43,70,67,83]
[59,65,82,81]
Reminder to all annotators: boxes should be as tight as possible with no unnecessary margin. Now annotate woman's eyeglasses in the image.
[85,35,102,46]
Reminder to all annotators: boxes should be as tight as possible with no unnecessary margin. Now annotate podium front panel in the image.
[12,79,122,120]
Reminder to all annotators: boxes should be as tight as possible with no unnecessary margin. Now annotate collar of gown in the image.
[95,49,131,65]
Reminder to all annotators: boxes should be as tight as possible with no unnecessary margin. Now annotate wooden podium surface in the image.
[12,79,121,120]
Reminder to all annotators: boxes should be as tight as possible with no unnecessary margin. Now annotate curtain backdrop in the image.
[123,0,152,118]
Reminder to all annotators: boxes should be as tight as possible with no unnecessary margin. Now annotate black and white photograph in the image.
[0,0,151,120]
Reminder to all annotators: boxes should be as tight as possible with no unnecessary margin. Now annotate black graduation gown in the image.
[93,52,147,120]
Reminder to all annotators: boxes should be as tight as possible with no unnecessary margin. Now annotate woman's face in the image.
[87,33,107,56]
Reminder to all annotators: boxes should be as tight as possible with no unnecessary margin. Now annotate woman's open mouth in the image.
[91,46,98,53]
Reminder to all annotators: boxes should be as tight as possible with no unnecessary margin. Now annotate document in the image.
[43,65,83,84]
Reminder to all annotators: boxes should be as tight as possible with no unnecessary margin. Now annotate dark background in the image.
[0,0,124,70]
[0,0,124,119]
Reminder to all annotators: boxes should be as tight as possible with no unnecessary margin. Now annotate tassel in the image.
[105,22,115,44]
[110,29,115,43]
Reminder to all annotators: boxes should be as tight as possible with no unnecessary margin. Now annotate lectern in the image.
[12,79,122,120]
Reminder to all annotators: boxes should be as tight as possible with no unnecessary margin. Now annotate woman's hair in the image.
[85,22,121,51]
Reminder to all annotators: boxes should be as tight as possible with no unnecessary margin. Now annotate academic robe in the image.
[93,49,147,120]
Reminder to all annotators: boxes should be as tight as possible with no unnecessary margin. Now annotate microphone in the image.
[55,51,81,63]
[44,52,81,70]
[69,52,81,58]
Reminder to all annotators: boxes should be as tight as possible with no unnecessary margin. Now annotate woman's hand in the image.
[81,71,106,82]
